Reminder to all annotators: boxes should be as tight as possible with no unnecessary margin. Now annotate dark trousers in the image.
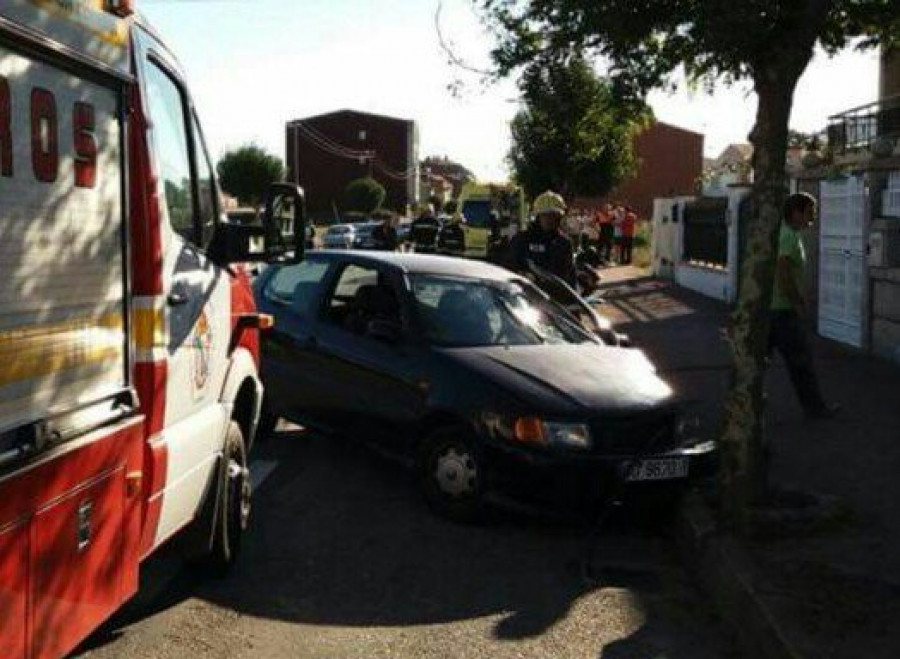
[599,226,614,261]
[768,310,827,413]
[620,237,634,264]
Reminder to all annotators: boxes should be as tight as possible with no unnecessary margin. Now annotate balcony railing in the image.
[827,94,900,155]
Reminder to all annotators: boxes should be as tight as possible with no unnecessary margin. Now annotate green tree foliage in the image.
[479,0,900,525]
[508,57,649,201]
[216,144,284,207]
[343,177,386,215]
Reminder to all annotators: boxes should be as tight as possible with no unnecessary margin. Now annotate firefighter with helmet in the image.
[511,190,577,287]
[437,211,466,256]
[411,203,440,253]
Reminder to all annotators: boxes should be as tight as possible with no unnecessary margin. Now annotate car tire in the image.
[418,426,485,522]
[208,421,251,574]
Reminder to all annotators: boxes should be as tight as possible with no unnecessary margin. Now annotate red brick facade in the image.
[286,110,418,221]
[572,121,703,220]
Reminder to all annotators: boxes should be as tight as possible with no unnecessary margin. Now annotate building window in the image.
[358,130,367,141]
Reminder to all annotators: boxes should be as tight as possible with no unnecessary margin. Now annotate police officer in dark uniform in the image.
[511,190,577,287]
[410,204,440,253]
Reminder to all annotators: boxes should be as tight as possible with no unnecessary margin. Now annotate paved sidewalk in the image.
[597,266,900,659]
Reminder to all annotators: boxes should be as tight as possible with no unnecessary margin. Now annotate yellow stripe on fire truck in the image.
[132,295,168,363]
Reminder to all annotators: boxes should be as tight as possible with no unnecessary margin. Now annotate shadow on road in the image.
[77,426,731,658]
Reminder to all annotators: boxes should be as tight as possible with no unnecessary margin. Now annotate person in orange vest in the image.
[621,206,638,265]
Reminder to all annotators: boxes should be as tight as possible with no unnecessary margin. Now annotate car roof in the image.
[310,250,521,280]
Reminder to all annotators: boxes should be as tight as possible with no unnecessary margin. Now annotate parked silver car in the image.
[322,224,356,249]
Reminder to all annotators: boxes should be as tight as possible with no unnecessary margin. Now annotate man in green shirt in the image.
[769,192,839,419]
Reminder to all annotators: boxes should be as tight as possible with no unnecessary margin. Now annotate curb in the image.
[674,492,804,659]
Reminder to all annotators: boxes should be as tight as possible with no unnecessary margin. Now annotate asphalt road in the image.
[74,425,739,659]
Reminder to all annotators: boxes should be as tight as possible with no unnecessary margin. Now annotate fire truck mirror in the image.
[209,183,306,265]
[262,182,306,264]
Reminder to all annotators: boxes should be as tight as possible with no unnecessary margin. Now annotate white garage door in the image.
[818,176,866,347]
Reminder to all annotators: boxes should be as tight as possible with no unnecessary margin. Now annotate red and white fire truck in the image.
[0,2,302,657]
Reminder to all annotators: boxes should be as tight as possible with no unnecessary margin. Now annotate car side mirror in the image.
[210,183,307,264]
[367,319,402,344]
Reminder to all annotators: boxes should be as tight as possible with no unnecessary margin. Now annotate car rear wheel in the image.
[418,426,485,522]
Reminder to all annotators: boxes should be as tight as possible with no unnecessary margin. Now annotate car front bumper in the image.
[481,438,718,510]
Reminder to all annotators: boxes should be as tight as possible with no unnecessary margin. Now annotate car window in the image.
[410,275,593,347]
[191,112,218,247]
[264,260,330,314]
[461,200,491,229]
[144,59,195,242]
[325,264,400,334]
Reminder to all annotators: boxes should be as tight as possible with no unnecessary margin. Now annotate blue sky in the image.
[141,0,881,180]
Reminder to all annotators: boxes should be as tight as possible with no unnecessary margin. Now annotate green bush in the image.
[343,177,386,215]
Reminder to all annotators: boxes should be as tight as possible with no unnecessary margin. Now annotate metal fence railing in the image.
[827,94,900,155]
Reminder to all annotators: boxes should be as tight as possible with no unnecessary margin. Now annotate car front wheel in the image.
[208,421,251,573]
[418,426,485,522]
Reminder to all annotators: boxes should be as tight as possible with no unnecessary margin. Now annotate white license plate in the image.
[625,458,689,482]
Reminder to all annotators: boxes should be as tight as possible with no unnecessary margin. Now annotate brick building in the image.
[572,121,703,220]
[286,110,419,221]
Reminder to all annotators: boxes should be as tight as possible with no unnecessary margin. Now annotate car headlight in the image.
[511,417,591,450]
[544,422,592,450]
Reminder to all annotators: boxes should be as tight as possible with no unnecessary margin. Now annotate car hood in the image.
[441,344,675,415]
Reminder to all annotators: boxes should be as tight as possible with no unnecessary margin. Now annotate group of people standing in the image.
[591,202,638,266]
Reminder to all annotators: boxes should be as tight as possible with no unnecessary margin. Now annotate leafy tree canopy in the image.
[482,1,899,100]
[509,56,650,201]
[216,144,284,208]
[343,177,386,215]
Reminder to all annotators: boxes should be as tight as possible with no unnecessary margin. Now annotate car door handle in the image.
[167,292,188,306]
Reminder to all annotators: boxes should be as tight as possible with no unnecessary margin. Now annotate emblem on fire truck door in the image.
[191,310,213,396]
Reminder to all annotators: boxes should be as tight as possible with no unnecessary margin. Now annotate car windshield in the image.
[409,275,595,348]
[327,225,352,235]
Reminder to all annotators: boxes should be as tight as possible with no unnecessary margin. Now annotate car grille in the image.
[588,413,680,456]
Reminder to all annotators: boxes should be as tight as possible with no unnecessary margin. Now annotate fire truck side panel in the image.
[0,44,128,436]
[0,520,28,659]
[0,415,143,659]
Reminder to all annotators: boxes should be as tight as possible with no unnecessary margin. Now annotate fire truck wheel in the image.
[210,420,250,573]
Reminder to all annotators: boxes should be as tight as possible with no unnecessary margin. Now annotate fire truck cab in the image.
[0,2,302,657]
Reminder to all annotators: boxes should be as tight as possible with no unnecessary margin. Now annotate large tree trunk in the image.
[717,67,803,529]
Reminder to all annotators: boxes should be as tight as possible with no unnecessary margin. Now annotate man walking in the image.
[770,192,839,419]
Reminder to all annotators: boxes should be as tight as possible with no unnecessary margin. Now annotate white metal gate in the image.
[818,176,867,347]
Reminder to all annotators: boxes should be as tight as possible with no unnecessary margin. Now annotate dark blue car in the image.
[254,250,715,519]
